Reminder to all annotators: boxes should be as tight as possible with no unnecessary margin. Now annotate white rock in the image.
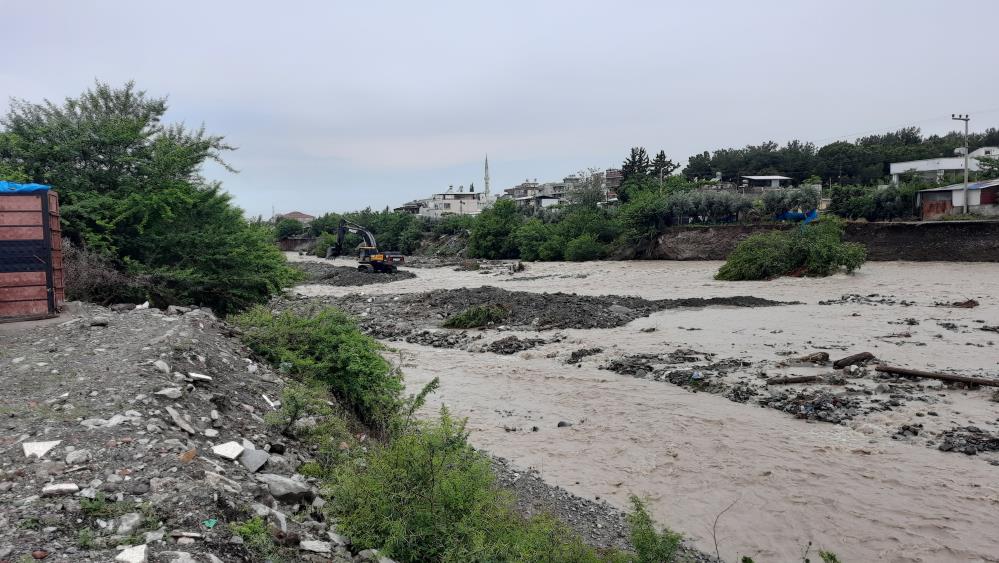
[212,441,244,460]
[116,512,143,535]
[188,372,213,382]
[154,387,183,400]
[300,540,332,554]
[115,543,147,563]
[23,440,61,458]
[153,360,170,373]
[41,483,79,496]
[203,429,219,438]
[65,449,92,465]
[165,407,196,435]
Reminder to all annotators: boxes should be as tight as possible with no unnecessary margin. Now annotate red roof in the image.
[278,211,314,220]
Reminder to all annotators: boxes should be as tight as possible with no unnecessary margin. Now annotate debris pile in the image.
[292,261,415,286]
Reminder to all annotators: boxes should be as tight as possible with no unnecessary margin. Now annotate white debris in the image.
[211,441,245,460]
[22,440,61,458]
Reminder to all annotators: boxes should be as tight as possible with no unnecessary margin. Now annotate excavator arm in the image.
[326,219,378,258]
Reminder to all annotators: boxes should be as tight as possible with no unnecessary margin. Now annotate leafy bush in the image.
[442,305,507,329]
[233,307,403,428]
[564,233,606,261]
[716,218,866,280]
[327,410,622,563]
[314,232,339,257]
[275,218,305,239]
[627,495,682,563]
[829,183,918,221]
[265,382,334,436]
[1,82,299,314]
[514,218,554,261]
[467,199,522,259]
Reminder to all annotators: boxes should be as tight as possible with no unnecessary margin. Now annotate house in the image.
[916,178,999,219]
[501,176,584,209]
[393,200,423,214]
[418,185,495,218]
[890,147,999,184]
[274,211,315,225]
[741,175,792,191]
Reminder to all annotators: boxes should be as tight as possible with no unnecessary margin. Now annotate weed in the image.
[265,382,334,436]
[442,305,507,329]
[80,492,135,519]
[17,517,41,530]
[627,495,682,563]
[77,528,96,549]
[230,516,280,560]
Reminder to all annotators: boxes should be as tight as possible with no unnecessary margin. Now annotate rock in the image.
[110,303,136,312]
[166,305,192,315]
[153,360,171,374]
[300,540,332,554]
[212,441,244,460]
[23,440,61,458]
[144,528,165,543]
[116,512,143,535]
[115,543,147,563]
[154,388,183,400]
[607,304,633,316]
[327,531,350,547]
[165,407,196,435]
[203,428,219,438]
[557,421,573,428]
[187,372,213,382]
[257,473,312,503]
[41,483,79,496]
[90,316,110,327]
[0,481,13,492]
[238,448,269,473]
[157,552,196,563]
[64,448,92,465]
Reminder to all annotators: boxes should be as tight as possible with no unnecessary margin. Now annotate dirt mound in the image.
[292,261,415,285]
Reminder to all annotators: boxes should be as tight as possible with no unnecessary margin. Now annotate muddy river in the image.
[290,255,999,562]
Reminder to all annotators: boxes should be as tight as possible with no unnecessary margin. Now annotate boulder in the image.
[238,448,269,473]
[153,360,171,373]
[257,473,312,503]
[211,441,244,461]
[115,544,147,563]
[65,449,92,465]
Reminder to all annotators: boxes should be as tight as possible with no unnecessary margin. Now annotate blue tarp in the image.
[775,209,819,224]
[0,181,50,193]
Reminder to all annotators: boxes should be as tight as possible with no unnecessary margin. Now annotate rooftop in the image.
[742,175,791,181]
[919,178,999,192]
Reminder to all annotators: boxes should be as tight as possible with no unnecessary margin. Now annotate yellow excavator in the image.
[325,219,405,273]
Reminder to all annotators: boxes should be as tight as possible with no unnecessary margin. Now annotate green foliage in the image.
[977,156,999,179]
[716,218,866,280]
[265,382,334,436]
[762,186,821,216]
[275,218,305,239]
[233,307,403,428]
[467,199,521,259]
[230,516,280,560]
[327,410,623,563]
[829,183,919,221]
[564,233,606,261]
[513,218,554,261]
[818,551,842,563]
[314,232,339,257]
[627,496,682,563]
[442,305,508,329]
[0,82,298,313]
[77,528,96,549]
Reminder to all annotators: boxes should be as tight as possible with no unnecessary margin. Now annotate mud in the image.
[291,261,415,285]
[286,255,999,562]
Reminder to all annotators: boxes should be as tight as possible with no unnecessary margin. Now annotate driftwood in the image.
[833,352,874,369]
[766,375,821,385]
[875,365,999,387]
[793,352,829,363]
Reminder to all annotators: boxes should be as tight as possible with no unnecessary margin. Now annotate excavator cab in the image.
[325,220,405,273]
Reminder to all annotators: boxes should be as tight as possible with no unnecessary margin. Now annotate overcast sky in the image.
[4,0,999,217]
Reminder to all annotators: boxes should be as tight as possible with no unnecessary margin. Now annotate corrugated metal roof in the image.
[918,178,999,192]
[742,175,791,180]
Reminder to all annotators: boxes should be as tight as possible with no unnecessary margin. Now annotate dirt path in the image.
[290,254,999,562]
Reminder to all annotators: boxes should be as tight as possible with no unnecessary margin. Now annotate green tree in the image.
[0,81,297,313]
[682,151,713,180]
[650,150,680,182]
[621,147,651,184]
[976,156,999,179]
[467,199,521,259]
[275,218,305,239]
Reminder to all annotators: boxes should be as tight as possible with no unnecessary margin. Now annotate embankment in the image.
[641,220,999,261]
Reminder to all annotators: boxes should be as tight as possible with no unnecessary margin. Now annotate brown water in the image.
[292,255,999,562]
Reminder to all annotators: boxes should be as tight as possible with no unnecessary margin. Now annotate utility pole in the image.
[952,113,970,214]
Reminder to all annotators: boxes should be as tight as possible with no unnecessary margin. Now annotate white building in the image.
[890,147,999,184]
[418,185,495,218]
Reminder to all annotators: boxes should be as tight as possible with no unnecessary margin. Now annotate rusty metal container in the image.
[0,183,63,321]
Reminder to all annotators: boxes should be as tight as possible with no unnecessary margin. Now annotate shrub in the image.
[564,233,606,261]
[63,240,149,305]
[314,232,339,257]
[716,218,866,280]
[442,305,507,329]
[232,307,403,428]
[514,218,553,261]
[467,199,521,259]
[327,410,620,563]
[265,382,334,436]
[627,496,682,563]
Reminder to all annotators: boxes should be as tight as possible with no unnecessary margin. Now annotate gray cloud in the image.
[3,0,998,216]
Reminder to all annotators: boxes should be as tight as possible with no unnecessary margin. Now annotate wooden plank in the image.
[0,286,48,301]
[0,272,46,287]
[51,236,62,250]
[52,270,64,288]
[51,253,62,270]
[0,211,43,226]
[0,226,44,240]
[48,215,61,230]
[48,191,59,214]
[0,195,43,212]
[875,365,999,387]
[0,300,49,317]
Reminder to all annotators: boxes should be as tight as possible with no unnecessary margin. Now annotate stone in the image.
[238,448,269,473]
[187,372,213,382]
[158,552,196,563]
[65,449,92,465]
[203,428,219,438]
[165,407,196,435]
[212,441,244,460]
[115,543,147,563]
[300,540,332,554]
[166,305,191,315]
[41,483,79,496]
[144,528,165,543]
[90,316,110,326]
[557,421,573,428]
[116,512,143,535]
[154,388,183,400]
[0,482,13,492]
[153,360,171,373]
[257,473,312,503]
[327,531,351,547]
[23,440,61,458]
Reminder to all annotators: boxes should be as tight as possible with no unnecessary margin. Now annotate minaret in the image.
[484,154,491,199]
